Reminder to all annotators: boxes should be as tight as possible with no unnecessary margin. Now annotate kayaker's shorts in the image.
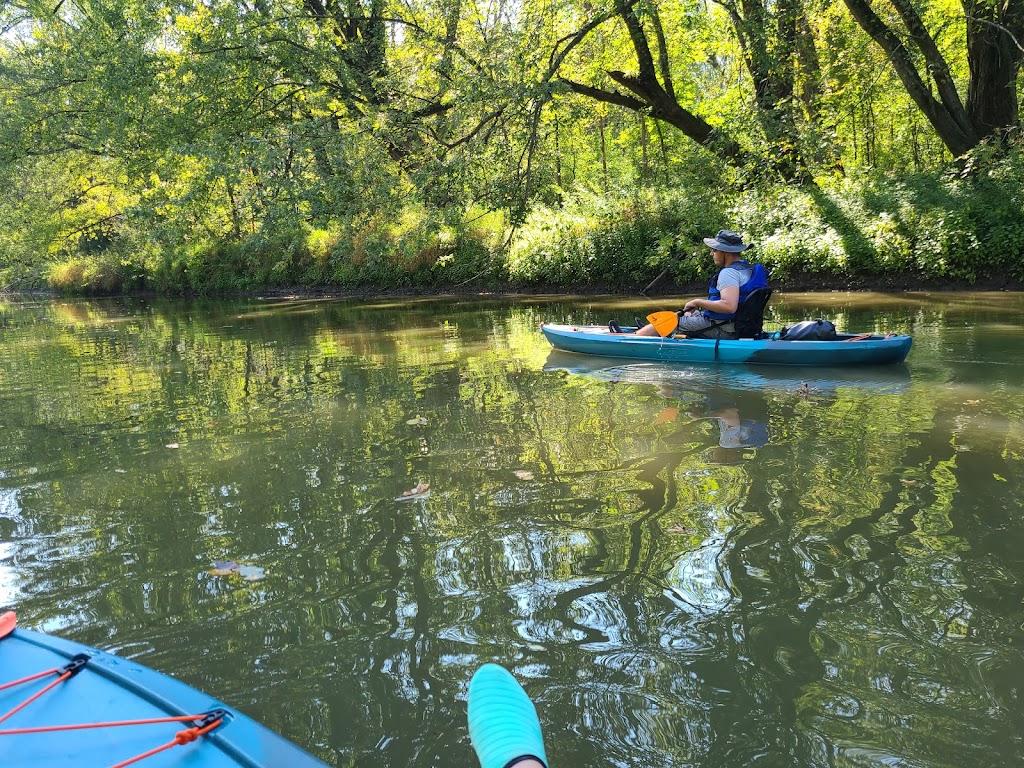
[677,313,737,339]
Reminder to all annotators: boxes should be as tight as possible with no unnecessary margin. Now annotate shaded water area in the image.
[1,291,1023,767]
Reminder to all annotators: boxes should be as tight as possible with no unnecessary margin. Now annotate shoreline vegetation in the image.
[4,271,1023,301]
[6,158,1024,298]
[3,0,1023,299]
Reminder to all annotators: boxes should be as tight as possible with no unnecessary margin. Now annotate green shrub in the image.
[506,188,727,286]
[301,226,343,284]
[733,186,847,276]
[731,154,1024,282]
[325,207,501,287]
[45,256,124,294]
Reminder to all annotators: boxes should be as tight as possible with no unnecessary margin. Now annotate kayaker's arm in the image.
[684,285,740,315]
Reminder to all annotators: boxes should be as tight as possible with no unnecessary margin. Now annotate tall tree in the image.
[552,0,819,180]
[557,0,748,165]
[711,0,816,179]
[840,0,1024,156]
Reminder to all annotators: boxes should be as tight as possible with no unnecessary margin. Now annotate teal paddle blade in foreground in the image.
[540,323,913,366]
[0,619,329,767]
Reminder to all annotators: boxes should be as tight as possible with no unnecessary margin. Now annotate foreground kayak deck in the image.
[540,323,913,366]
[0,623,329,767]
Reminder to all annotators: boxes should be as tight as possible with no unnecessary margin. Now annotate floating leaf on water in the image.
[653,407,679,426]
[115,468,127,474]
[209,561,266,580]
[165,443,180,449]
[406,416,428,426]
[964,400,981,405]
[237,565,266,581]
[514,470,534,481]
[900,479,918,486]
[396,482,431,501]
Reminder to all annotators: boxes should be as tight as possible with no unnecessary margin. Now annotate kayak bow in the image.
[0,612,329,767]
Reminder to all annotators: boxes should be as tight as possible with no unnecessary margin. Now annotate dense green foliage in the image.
[0,0,1021,293]
[509,147,1024,286]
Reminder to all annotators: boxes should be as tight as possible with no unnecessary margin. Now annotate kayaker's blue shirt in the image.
[704,261,769,321]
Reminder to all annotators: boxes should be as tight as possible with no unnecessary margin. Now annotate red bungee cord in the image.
[0,612,228,766]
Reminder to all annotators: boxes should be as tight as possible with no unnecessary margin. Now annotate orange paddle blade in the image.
[0,611,16,639]
[646,311,679,338]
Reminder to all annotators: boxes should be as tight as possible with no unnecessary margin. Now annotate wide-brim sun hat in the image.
[703,229,751,252]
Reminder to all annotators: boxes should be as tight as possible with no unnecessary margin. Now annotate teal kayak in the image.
[540,323,913,366]
[0,612,328,767]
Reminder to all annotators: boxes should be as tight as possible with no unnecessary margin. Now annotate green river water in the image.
[1,292,1023,767]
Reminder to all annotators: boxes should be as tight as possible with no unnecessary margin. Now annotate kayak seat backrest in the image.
[734,288,773,338]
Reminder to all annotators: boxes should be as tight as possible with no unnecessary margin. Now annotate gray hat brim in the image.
[703,237,751,252]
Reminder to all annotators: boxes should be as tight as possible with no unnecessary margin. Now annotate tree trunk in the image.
[795,10,823,119]
[842,0,1024,156]
[841,0,977,155]
[964,0,1024,136]
[717,0,809,179]
[561,74,745,161]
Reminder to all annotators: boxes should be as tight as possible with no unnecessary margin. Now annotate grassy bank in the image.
[6,148,1024,296]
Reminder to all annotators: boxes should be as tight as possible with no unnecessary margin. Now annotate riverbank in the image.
[5,272,1023,302]
[492,272,1024,296]
[6,161,1024,299]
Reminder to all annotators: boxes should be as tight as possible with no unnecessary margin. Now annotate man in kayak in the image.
[622,229,768,339]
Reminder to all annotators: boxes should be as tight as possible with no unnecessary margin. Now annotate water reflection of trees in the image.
[0,298,1021,766]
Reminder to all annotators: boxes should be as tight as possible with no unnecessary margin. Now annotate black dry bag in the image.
[779,319,837,341]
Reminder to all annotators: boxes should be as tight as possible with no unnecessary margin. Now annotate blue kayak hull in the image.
[540,323,912,366]
[0,625,329,767]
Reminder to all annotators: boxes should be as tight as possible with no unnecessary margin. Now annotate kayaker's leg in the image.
[468,664,549,768]
[635,323,660,336]
[677,313,737,339]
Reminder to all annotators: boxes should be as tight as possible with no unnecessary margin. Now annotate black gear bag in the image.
[779,319,837,341]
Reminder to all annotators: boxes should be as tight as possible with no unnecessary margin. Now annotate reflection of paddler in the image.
[690,406,770,449]
[681,390,770,463]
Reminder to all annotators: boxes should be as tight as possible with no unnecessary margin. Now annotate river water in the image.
[1,292,1022,767]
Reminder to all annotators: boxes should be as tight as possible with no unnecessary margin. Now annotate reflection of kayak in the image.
[540,323,913,366]
[0,614,327,767]
[543,349,912,394]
